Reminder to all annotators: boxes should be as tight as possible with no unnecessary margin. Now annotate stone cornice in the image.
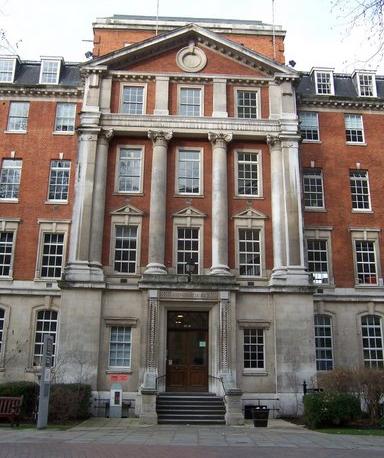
[297,96,384,111]
[0,86,83,98]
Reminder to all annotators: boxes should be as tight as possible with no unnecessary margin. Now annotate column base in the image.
[225,393,244,425]
[209,264,232,276]
[269,266,310,287]
[144,263,167,275]
[139,392,158,425]
[63,261,105,283]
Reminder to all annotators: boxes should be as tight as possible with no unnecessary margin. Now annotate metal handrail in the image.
[155,374,166,390]
[208,374,227,395]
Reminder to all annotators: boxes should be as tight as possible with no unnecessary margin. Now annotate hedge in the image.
[304,392,361,429]
[0,381,38,419]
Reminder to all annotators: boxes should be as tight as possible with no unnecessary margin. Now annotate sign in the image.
[37,335,54,429]
[199,341,206,348]
[109,374,129,382]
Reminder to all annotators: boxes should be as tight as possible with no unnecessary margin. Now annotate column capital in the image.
[208,131,233,146]
[100,128,114,142]
[148,130,173,144]
[77,128,101,143]
[266,134,281,147]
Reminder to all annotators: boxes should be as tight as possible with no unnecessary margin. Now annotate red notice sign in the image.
[109,374,129,382]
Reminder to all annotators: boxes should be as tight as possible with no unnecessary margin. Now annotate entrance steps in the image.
[156,392,226,425]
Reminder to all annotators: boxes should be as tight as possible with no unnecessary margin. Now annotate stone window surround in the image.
[39,58,61,85]
[114,144,145,195]
[0,303,10,370]
[175,146,204,197]
[119,82,147,115]
[350,228,381,287]
[304,227,334,286]
[234,149,263,198]
[238,319,270,375]
[177,84,204,117]
[108,210,143,277]
[234,86,261,119]
[0,56,18,83]
[0,218,20,280]
[34,220,70,281]
[172,210,205,275]
[356,310,384,368]
[234,210,267,279]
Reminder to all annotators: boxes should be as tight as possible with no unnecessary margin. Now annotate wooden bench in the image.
[0,396,23,426]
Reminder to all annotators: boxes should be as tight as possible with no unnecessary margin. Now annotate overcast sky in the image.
[0,0,381,72]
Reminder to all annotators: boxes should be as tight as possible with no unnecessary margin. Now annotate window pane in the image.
[238,229,261,277]
[314,315,333,370]
[40,60,60,84]
[48,160,71,201]
[177,150,200,194]
[345,114,364,143]
[176,227,199,274]
[0,58,14,83]
[7,102,29,131]
[303,169,324,208]
[316,72,332,94]
[243,329,264,369]
[40,233,65,279]
[179,88,201,116]
[355,240,377,285]
[109,327,132,367]
[237,91,258,118]
[299,112,319,141]
[0,159,22,199]
[33,309,58,366]
[307,239,329,284]
[237,152,259,196]
[54,103,76,132]
[114,225,138,274]
[122,86,144,114]
[361,315,384,368]
[118,148,142,192]
[350,170,370,210]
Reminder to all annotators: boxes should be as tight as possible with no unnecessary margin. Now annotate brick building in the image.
[0,15,383,423]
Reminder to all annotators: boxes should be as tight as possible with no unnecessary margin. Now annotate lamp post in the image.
[185,258,197,282]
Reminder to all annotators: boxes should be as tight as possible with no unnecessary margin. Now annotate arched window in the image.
[314,314,333,371]
[0,308,4,353]
[361,315,383,368]
[33,310,58,366]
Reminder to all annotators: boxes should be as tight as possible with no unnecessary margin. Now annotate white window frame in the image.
[0,56,18,83]
[313,69,335,95]
[115,145,144,194]
[108,205,143,277]
[39,58,61,85]
[350,228,381,287]
[54,103,76,133]
[304,227,333,286]
[47,159,71,203]
[0,158,22,201]
[314,314,334,371]
[299,111,320,142]
[31,307,59,368]
[120,83,147,115]
[0,219,20,279]
[35,220,70,281]
[355,71,377,98]
[235,150,262,198]
[234,87,261,119]
[350,169,371,212]
[6,101,29,132]
[360,314,384,368]
[108,326,132,369]
[238,320,270,374]
[303,168,325,210]
[345,113,365,144]
[175,147,203,196]
[177,85,204,117]
[113,225,139,275]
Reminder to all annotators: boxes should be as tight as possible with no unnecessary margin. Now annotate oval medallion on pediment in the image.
[176,41,207,73]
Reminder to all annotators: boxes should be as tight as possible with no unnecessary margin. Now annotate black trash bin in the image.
[251,405,269,427]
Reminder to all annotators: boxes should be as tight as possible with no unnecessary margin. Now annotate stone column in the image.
[208,132,232,275]
[144,130,173,274]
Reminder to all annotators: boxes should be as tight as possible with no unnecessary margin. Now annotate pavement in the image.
[0,418,383,457]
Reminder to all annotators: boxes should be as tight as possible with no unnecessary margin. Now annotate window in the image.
[117,148,142,193]
[0,308,4,354]
[236,90,258,118]
[238,228,261,277]
[307,239,329,284]
[299,112,320,141]
[39,59,60,84]
[109,326,131,368]
[0,57,16,83]
[0,232,14,277]
[33,310,58,366]
[54,103,76,132]
[358,73,376,97]
[314,315,333,370]
[40,233,65,279]
[122,86,145,114]
[0,159,22,200]
[315,71,334,95]
[179,87,202,116]
[114,225,138,274]
[177,149,201,194]
[350,170,371,211]
[48,160,70,202]
[303,169,324,209]
[243,328,264,369]
[7,102,29,132]
[345,114,364,143]
[236,151,260,196]
[355,240,377,285]
[176,227,199,274]
[361,315,383,368]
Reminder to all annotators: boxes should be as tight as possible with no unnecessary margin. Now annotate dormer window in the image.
[355,71,377,97]
[39,58,62,84]
[0,56,18,83]
[312,68,334,95]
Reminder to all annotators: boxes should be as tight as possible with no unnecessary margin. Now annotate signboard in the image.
[199,341,206,348]
[109,374,129,382]
[37,335,54,429]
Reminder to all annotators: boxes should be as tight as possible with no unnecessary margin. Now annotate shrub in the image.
[0,381,38,419]
[304,392,361,429]
[49,384,91,422]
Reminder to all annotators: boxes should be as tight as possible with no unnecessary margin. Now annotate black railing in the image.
[208,374,226,394]
[155,374,166,391]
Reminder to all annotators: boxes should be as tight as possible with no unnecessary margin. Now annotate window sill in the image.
[25,367,40,373]
[346,142,367,146]
[0,199,19,204]
[106,369,132,374]
[52,131,75,136]
[243,370,268,376]
[0,276,13,281]
[45,200,68,205]
[352,209,373,214]
[112,192,144,196]
[234,195,264,200]
[355,284,381,288]
[174,193,204,198]
[4,130,27,134]
[302,140,322,144]
[304,208,327,212]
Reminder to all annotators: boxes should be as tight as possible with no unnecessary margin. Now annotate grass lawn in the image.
[317,427,384,436]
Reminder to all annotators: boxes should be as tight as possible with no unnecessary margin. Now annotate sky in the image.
[0,0,381,73]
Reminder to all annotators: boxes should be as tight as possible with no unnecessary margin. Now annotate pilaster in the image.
[154,76,169,115]
[212,78,228,118]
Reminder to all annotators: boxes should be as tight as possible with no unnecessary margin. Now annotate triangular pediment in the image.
[173,206,207,218]
[86,24,297,78]
[233,208,267,219]
[110,203,144,216]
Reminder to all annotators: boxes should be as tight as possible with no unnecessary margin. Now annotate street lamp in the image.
[185,258,197,282]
